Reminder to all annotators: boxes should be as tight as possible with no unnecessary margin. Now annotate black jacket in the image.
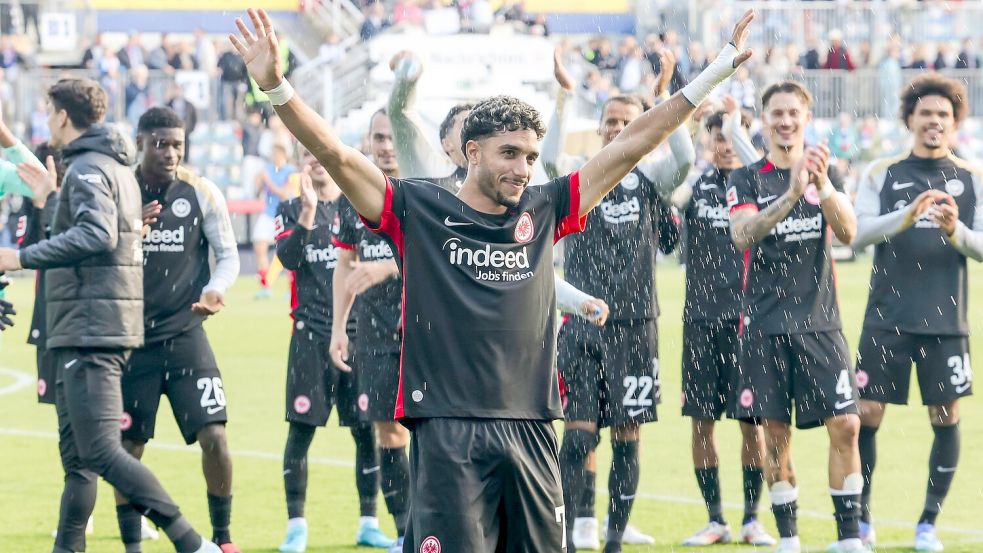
[19,125,144,349]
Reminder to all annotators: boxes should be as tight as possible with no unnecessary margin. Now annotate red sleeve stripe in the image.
[359,177,405,258]
[555,171,588,242]
[274,230,293,241]
[331,237,355,250]
[729,203,759,215]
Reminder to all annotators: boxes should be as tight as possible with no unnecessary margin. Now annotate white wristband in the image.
[681,43,739,106]
[263,79,295,106]
[818,180,835,201]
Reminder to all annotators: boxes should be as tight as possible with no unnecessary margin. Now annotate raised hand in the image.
[903,189,948,229]
[142,200,162,226]
[553,45,575,92]
[0,298,15,331]
[722,94,740,115]
[654,48,676,96]
[297,166,318,229]
[804,140,831,188]
[229,8,283,90]
[730,9,755,67]
[929,193,960,236]
[390,50,423,82]
[17,155,58,208]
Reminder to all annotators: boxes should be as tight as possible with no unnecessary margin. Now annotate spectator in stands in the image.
[394,0,424,26]
[590,38,619,72]
[878,43,903,118]
[856,40,873,68]
[828,111,859,162]
[28,98,49,147]
[125,64,153,130]
[497,0,525,22]
[857,116,882,162]
[684,41,709,81]
[761,45,792,86]
[822,29,855,70]
[170,41,198,71]
[117,33,145,71]
[934,41,952,70]
[360,2,391,41]
[97,48,122,79]
[80,33,106,69]
[800,36,822,69]
[907,43,931,69]
[218,44,248,120]
[195,28,218,75]
[648,37,686,93]
[469,0,495,33]
[166,82,197,161]
[0,69,12,122]
[618,44,647,94]
[956,38,979,69]
[720,65,755,110]
[527,13,549,36]
[147,33,175,74]
[252,142,296,299]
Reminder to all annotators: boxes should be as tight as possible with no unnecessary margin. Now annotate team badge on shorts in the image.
[37,378,47,397]
[120,411,133,431]
[855,370,869,389]
[804,184,821,205]
[358,393,369,412]
[739,388,754,409]
[172,198,192,218]
[420,536,441,553]
[294,395,311,414]
[514,212,534,243]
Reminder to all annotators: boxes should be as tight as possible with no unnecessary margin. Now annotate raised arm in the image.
[809,143,856,244]
[230,9,386,224]
[540,46,578,181]
[387,52,456,179]
[721,95,760,166]
[578,10,754,216]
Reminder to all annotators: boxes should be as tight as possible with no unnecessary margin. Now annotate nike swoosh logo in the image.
[361,466,381,475]
[206,405,225,415]
[892,181,914,190]
[64,359,78,369]
[757,194,778,203]
[955,382,971,394]
[699,183,718,190]
[619,494,636,501]
[936,466,957,473]
[444,217,473,227]
[627,408,647,417]
[834,399,855,410]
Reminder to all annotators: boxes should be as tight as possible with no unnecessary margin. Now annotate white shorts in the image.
[252,213,276,243]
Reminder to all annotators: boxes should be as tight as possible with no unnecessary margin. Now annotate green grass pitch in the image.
[1,258,981,552]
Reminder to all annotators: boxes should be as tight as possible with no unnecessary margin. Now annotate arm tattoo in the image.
[731,192,798,249]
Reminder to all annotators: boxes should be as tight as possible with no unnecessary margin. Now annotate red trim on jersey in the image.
[729,203,758,215]
[360,178,405,258]
[289,271,299,313]
[555,171,588,243]
[275,229,293,242]
[393,267,408,420]
[759,161,775,173]
[332,237,355,250]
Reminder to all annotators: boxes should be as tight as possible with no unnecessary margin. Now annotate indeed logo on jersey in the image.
[600,197,641,225]
[771,213,823,242]
[359,239,393,261]
[442,238,534,282]
[143,226,185,252]
[305,243,339,268]
[695,199,729,228]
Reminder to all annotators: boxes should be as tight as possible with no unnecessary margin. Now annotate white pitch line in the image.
[3,426,982,538]
[0,367,34,396]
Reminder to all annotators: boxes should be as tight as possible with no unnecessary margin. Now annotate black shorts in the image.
[285,327,358,427]
[404,418,565,553]
[734,330,860,429]
[36,347,57,405]
[356,350,401,422]
[121,326,228,445]
[856,328,973,406]
[681,320,740,420]
[557,318,659,428]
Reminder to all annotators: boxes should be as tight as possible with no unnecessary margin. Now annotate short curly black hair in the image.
[47,78,107,129]
[899,74,968,126]
[460,96,545,154]
[137,106,185,134]
[439,102,474,142]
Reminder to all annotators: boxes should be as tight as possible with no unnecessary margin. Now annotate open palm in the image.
[229,8,283,90]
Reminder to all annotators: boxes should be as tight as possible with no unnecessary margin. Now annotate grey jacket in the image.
[19,125,144,349]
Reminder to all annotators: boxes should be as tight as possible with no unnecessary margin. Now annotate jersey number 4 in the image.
[197,377,227,413]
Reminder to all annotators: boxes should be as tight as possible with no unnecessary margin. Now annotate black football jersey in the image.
[856,153,982,335]
[363,173,585,419]
[727,159,845,335]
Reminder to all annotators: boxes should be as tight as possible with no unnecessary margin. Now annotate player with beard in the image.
[673,100,775,547]
[541,48,693,552]
[727,81,861,553]
[0,79,220,553]
[115,107,241,553]
[230,9,753,550]
[275,147,393,552]
[851,74,983,552]
[388,48,611,326]
[330,109,409,553]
